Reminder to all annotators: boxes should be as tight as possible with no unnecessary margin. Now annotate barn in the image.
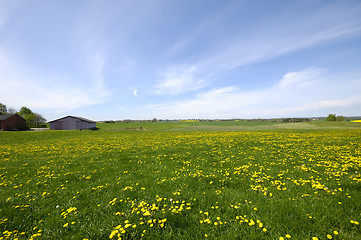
[49,116,96,130]
[0,114,27,131]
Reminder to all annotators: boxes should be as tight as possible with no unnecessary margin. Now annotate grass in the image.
[98,119,361,131]
[0,120,361,239]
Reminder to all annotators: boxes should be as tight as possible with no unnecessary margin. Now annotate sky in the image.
[1,0,361,121]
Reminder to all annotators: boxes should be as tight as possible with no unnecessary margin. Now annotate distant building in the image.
[49,116,96,130]
[0,114,27,131]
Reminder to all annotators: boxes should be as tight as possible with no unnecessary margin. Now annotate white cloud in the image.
[199,22,361,72]
[139,68,361,119]
[1,78,109,113]
[154,65,206,95]
[168,2,361,75]
[133,89,139,97]
[282,96,361,112]
[0,49,110,113]
[278,68,325,89]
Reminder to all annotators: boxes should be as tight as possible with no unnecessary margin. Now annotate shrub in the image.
[325,114,336,121]
[336,116,345,121]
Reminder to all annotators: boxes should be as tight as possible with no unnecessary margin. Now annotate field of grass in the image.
[1,121,361,239]
[98,120,361,131]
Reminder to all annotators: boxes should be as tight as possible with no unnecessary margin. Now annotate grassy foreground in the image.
[1,121,361,239]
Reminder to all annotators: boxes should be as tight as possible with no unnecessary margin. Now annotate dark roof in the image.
[0,114,25,121]
[48,116,96,123]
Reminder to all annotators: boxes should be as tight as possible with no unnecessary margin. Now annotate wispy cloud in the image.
[268,96,361,115]
[0,49,110,113]
[154,65,206,95]
[199,23,361,73]
[278,68,325,89]
[1,1,360,120]
[133,89,139,97]
[141,68,361,119]
[0,1,115,114]
[0,77,109,113]
[167,2,361,76]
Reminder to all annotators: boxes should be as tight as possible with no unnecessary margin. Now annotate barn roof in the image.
[0,114,25,121]
[48,116,96,123]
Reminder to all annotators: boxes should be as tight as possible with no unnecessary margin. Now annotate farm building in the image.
[0,114,27,131]
[49,116,96,130]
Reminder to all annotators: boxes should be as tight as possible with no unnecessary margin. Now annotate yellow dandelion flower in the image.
[109,230,118,239]
[143,211,151,216]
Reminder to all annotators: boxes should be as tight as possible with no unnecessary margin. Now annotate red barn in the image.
[0,114,27,131]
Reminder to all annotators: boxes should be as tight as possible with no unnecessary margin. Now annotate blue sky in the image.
[1,0,361,121]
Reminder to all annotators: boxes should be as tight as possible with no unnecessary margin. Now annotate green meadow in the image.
[1,121,361,239]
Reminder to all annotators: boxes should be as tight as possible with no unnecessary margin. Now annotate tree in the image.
[23,113,37,128]
[336,115,345,122]
[22,112,47,128]
[18,106,33,116]
[17,106,47,128]
[0,103,7,114]
[325,114,337,121]
[0,103,16,114]
[7,107,17,114]
[34,113,47,127]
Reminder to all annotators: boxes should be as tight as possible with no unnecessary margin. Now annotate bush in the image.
[336,116,345,122]
[325,114,336,121]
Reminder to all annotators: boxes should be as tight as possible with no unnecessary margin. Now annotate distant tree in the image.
[325,114,337,121]
[336,115,345,122]
[23,113,47,128]
[35,113,47,126]
[152,118,157,122]
[23,113,37,128]
[17,106,47,128]
[18,106,33,116]
[0,103,7,114]
[7,107,17,114]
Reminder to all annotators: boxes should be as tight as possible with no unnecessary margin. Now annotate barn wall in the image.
[62,117,77,130]
[50,117,95,130]
[50,121,63,130]
[0,115,27,130]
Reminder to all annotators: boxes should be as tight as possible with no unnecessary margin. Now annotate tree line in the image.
[0,103,47,128]
[325,114,345,122]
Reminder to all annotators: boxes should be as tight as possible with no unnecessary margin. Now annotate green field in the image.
[1,121,361,239]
